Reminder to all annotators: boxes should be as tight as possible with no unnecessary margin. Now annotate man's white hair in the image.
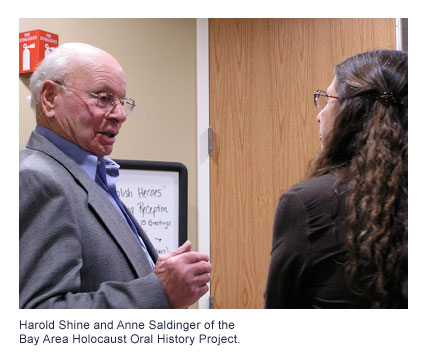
[28,43,102,110]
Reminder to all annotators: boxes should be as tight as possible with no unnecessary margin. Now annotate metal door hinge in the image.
[208,127,213,156]
[209,295,214,309]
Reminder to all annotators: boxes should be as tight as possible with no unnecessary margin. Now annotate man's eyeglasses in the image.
[313,90,340,111]
[54,81,136,116]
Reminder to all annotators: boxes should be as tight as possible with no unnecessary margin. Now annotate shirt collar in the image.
[35,125,120,181]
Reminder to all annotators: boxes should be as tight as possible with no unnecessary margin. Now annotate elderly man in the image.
[20,43,211,308]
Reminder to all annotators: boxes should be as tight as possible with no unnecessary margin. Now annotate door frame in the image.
[196,18,210,309]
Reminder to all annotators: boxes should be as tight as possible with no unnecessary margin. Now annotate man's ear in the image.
[40,80,59,118]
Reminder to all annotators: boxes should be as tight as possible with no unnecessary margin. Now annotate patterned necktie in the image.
[96,159,155,269]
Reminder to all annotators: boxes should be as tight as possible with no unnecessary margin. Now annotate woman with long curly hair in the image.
[265,50,407,308]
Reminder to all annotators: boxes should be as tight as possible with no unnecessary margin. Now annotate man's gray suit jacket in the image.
[19,131,169,308]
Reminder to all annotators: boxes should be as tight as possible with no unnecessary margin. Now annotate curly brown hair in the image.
[307,50,408,308]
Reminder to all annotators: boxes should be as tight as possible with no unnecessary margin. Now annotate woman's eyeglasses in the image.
[313,90,340,110]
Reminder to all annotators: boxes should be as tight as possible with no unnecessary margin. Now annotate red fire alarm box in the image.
[19,30,59,74]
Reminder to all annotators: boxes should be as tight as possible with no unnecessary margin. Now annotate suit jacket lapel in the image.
[126,208,159,263]
[25,132,154,277]
[86,189,155,275]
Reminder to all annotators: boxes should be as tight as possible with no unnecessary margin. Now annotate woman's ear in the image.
[40,80,58,118]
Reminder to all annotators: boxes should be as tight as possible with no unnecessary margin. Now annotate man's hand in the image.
[154,241,212,308]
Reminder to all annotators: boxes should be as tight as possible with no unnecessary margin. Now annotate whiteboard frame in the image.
[114,159,188,248]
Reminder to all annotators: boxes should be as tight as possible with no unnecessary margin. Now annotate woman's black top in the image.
[265,173,368,308]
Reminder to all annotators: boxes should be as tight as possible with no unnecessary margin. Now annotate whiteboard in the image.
[114,160,188,256]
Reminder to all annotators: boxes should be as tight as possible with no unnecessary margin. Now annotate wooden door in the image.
[209,18,396,308]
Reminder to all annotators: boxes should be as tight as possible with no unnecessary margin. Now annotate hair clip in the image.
[376,92,399,106]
